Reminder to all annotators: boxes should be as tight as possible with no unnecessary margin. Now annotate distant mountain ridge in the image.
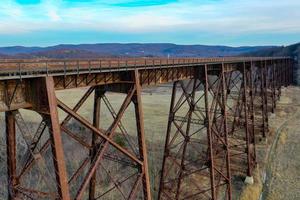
[243,42,300,58]
[244,42,300,85]
[0,43,276,59]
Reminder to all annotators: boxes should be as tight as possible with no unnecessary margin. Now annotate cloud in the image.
[0,0,299,45]
[48,10,60,21]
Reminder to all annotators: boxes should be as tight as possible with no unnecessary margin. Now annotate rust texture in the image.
[1,57,293,200]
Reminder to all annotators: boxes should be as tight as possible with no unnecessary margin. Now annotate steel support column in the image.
[132,70,152,200]
[6,111,17,200]
[248,62,256,170]
[204,67,217,200]
[89,87,104,200]
[271,62,276,112]
[220,64,232,200]
[44,77,71,200]
[259,62,268,138]
[277,60,282,100]
[263,61,269,136]
[242,63,255,177]
[158,81,178,200]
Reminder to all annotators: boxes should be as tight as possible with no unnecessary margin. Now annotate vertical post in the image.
[243,63,252,177]
[260,62,267,138]
[158,81,178,199]
[274,61,278,101]
[288,59,291,85]
[45,77,71,200]
[6,111,17,200]
[290,59,292,85]
[221,63,232,200]
[132,70,152,200]
[288,58,292,86]
[204,64,216,200]
[249,62,256,162]
[271,62,276,112]
[284,58,289,87]
[264,61,269,128]
[290,60,296,84]
[277,60,282,99]
[89,87,103,200]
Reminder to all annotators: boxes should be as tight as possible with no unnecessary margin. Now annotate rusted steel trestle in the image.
[1,57,293,200]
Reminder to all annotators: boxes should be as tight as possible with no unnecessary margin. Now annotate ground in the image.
[240,86,300,200]
[262,87,300,200]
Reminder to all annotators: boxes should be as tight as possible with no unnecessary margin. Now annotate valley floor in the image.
[262,87,300,200]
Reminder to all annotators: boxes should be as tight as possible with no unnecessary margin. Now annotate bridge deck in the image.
[0,57,292,112]
[0,57,288,80]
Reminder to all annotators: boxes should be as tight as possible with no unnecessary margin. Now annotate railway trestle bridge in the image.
[0,57,293,200]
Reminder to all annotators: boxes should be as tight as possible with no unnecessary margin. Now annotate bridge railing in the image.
[0,57,291,80]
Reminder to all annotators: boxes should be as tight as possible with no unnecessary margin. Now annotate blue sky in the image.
[0,0,299,46]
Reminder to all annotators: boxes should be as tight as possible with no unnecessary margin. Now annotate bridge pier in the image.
[3,71,152,200]
[56,70,151,200]
[158,64,232,200]
[3,77,72,199]
[158,60,289,199]
[225,62,256,179]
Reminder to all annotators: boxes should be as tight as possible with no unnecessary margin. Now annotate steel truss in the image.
[158,65,231,200]
[4,59,293,200]
[224,62,256,177]
[158,60,293,200]
[5,70,151,200]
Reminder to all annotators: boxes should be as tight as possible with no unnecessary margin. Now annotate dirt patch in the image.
[278,130,288,145]
[278,96,292,105]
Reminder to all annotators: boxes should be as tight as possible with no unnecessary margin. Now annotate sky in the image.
[0,0,299,47]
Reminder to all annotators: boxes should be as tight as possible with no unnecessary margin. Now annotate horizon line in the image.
[0,42,294,49]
